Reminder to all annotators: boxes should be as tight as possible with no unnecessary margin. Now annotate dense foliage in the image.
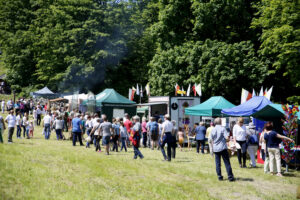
[0,0,299,104]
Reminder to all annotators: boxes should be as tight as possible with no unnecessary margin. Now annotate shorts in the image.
[151,132,158,141]
[179,137,184,145]
[103,136,110,145]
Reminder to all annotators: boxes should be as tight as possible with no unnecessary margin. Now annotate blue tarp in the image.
[221,96,272,116]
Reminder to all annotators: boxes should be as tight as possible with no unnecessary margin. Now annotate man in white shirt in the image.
[5,110,16,143]
[43,113,52,140]
[160,114,174,161]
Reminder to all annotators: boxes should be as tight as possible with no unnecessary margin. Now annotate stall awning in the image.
[185,96,235,117]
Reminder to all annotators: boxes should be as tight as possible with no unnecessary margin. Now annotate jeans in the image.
[237,140,247,166]
[133,146,144,159]
[22,125,26,138]
[214,149,234,180]
[95,135,101,151]
[55,129,63,140]
[112,136,119,152]
[196,140,205,154]
[16,126,21,138]
[25,129,29,138]
[86,129,91,147]
[37,114,41,126]
[160,132,173,161]
[72,132,83,146]
[44,124,51,140]
[268,147,281,173]
[120,137,127,152]
[8,127,14,142]
[142,132,147,147]
[261,149,266,161]
[247,145,258,167]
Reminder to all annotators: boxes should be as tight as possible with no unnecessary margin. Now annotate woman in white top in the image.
[22,113,30,139]
[233,117,248,168]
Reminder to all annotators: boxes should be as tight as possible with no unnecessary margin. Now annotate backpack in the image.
[150,122,158,134]
[249,130,258,145]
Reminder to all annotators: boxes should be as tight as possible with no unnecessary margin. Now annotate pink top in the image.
[142,121,147,133]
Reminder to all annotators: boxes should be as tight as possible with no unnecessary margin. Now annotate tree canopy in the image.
[0,0,299,104]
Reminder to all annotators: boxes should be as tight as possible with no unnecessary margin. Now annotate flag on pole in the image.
[145,83,150,96]
[140,85,143,98]
[187,84,191,96]
[128,88,132,100]
[252,89,256,97]
[264,88,268,96]
[175,83,180,96]
[130,87,136,101]
[136,84,140,96]
[259,87,264,96]
[241,88,248,104]
[181,87,184,96]
[195,84,202,96]
[265,86,273,100]
[192,84,197,96]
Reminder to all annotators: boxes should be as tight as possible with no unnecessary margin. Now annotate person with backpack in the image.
[148,117,159,150]
[247,122,259,168]
[130,116,144,159]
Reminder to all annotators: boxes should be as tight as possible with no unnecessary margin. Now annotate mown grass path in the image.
[0,122,299,200]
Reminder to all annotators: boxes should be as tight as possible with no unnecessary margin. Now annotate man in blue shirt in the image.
[195,122,206,154]
[209,118,234,181]
[72,113,83,146]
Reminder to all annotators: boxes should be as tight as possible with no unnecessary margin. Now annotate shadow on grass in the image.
[282,173,299,177]
[235,177,254,182]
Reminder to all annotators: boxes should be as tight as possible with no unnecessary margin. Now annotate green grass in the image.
[0,114,299,200]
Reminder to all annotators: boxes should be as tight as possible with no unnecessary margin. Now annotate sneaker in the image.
[229,178,235,182]
[276,173,283,177]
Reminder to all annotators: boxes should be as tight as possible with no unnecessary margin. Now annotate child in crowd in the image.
[178,127,184,151]
[228,136,238,156]
[29,121,34,138]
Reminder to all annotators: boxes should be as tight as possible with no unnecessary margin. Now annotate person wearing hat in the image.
[160,114,174,161]
[71,113,83,146]
[246,122,259,168]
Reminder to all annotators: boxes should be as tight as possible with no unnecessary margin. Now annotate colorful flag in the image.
[187,84,191,96]
[140,85,143,98]
[175,83,180,96]
[241,88,252,104]
[252,89,256,97]
[192,84,197,96]
[259,87,264,96]
[265,86,273,100]
[136,84,140,96]
[264,88,268,96]
[130,87,136,101]
[145,83,150,96]
[195,84,202,96]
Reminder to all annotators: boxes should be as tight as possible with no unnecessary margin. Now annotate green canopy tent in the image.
[185,96,235,117]
[252,104,300,124]
[82,89,136,121]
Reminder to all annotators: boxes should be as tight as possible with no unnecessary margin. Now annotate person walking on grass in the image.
[16,111,22,139]
[148,117,159,150]
[0,114,6,143]
[5,110,16,143]
[264,121,294,177]
[171,120,178,159]
[209,118,235,182]
[131,116,144,159]
[142,117,148,148]
[260,125,270,173]
[72,113,84,146]
[99,114,113,155]
[112,118,120,152]
[53,116,64,140]
[43,112,52,140]
[195,122,206,154]
[160,114,174,161]
[90,118,101,152]
[120,121,127,152]
[233,117,248,168]
[36,106,42,126]
[23,113,30,139]
[206,122,215,156]
[246,122,259,168]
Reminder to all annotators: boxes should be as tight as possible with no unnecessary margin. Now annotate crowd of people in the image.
[0,98,295,181]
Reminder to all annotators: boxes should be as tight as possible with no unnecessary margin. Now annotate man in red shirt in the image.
[124,113,132,133]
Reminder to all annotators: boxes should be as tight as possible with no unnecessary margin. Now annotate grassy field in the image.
[0,115,299,200]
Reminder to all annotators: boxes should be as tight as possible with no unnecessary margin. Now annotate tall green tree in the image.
[252,0,300,103]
